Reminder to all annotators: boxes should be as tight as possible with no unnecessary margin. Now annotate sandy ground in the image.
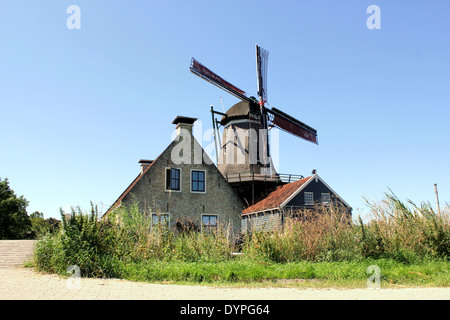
[0,267,449,300]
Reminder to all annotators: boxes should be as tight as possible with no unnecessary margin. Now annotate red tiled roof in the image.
[242,176,312,214]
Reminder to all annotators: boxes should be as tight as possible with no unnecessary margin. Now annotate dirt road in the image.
[1,267,449,300]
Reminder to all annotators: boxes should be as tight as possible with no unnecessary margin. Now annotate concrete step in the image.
[0,240,37,268]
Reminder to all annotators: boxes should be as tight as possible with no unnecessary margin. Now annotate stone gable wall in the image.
[122,135,244,236]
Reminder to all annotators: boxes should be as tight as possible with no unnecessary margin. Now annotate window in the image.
[321,193,331,204]
[191,170,205,193]
[165,168,181,191]
[202,215,217,233]
[304,192,314,205]
[151,213,170,227]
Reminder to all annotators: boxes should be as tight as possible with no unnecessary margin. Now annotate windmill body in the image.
[218,100,275,177]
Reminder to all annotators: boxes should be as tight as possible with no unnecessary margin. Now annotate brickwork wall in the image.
[241,211,282,233]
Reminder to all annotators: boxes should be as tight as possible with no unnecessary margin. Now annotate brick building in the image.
[105,116,244,235]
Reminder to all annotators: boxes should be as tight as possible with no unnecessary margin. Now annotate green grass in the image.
[118,258,449,288]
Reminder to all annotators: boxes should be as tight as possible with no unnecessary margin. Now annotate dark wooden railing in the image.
[224,172,304,184]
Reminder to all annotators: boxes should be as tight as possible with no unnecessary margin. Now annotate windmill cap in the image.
[172,116,197,125]
[220,100,260,125]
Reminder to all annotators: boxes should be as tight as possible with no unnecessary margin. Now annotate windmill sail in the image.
[190,58,249,102]
[256,45,271,171]
[268,107,318,144]
[256,45,269,103]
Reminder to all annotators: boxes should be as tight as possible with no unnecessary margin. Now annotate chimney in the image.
[138,159,154,174]
[172,116,197,136]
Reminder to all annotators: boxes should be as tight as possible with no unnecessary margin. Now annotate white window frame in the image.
[165,167,182,192]
[151,213,170,227]
[321,193,331,204]
[304,192,314,205]
[190,169,206,194]
[201,214,218,232]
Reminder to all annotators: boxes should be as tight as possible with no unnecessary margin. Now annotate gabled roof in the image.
[242,176,312,215]
[242,173,352,215]
[103,159,156,217]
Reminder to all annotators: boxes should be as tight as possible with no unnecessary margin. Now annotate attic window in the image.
[304,192,314,205]
[321,193,331,204]
[191,170,206,193]
[166,168,181,191]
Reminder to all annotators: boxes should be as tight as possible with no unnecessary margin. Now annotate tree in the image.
[30,211,60,237]
[0,178,31,239]
[30,211,46,237]
[30,211,44,219]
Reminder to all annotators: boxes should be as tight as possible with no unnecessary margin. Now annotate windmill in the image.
[190,45,318,203]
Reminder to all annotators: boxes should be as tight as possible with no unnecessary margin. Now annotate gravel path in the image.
[0,267,449,300]
[0,240,449,300]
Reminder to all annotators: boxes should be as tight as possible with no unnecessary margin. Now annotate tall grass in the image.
[33,192,449,281]
[241,205,355,262]
[359,192,450,262]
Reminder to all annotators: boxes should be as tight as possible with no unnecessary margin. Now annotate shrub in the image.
[34,203,121,278]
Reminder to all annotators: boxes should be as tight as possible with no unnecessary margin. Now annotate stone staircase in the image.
[0,240,37,268]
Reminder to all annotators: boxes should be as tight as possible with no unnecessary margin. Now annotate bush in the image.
[34,203,121,278]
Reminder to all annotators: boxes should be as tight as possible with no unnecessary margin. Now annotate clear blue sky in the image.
[1,1,449,219]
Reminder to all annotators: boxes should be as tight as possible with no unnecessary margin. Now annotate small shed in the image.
[241,173,352,232]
